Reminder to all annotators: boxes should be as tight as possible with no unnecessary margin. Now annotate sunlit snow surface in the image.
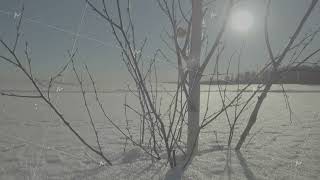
[0,84,319,179]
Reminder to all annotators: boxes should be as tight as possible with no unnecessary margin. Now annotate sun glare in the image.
[230,10,254,33]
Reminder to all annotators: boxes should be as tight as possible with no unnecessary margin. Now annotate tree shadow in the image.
[163,153,193,180]
[70,146,257,180]
[221,149,257,180]
[163,145,225,180]
[163,147,257,180]
[163,165,185,180]
[235,150,257,180]
[222,149,233,180]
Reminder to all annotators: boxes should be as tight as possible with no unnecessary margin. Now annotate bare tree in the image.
[235,0,319,150]
[0,7,112,166]
[1,0,319,174]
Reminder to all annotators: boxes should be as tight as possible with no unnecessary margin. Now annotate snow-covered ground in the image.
[0,84,319,179]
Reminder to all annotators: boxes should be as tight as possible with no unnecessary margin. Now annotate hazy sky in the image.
[0,0,319,87]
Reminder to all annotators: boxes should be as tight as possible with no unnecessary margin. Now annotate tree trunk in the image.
[235,82,272,150]
[187,0,202,156]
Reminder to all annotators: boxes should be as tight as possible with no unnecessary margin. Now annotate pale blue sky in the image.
[0,0,319,87]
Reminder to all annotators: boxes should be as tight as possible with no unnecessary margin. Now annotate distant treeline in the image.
[201,65,320,85]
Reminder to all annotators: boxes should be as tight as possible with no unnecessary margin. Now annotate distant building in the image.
[279,65,320,84]
[201,65,320,85]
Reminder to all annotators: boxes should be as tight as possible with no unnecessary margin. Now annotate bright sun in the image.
[230,10,254,33]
